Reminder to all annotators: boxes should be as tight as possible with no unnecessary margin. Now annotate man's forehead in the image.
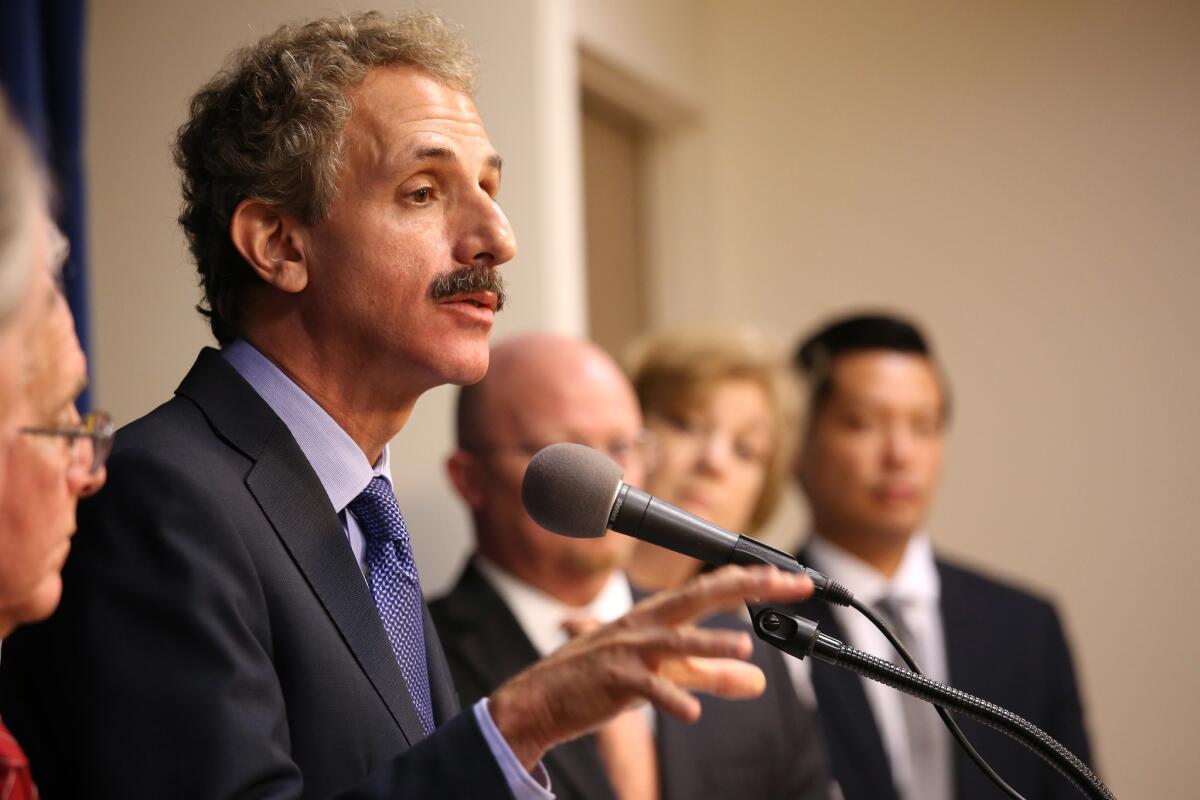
[347,66,496,165]
[829,352,943,405]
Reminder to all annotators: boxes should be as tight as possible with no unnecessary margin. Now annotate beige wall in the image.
[84,1,1196,796]
[695,2,1196,796]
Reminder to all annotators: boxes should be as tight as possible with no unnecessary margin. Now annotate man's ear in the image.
[447,449,485,511]
[230,199,309,293]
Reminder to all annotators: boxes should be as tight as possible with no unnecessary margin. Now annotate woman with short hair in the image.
[625,328,799,589]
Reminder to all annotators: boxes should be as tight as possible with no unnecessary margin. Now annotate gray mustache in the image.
[429,263,507,311]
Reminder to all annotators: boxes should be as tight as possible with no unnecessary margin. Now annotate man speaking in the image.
[0,11,812,799]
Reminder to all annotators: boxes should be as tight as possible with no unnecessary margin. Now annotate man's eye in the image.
[912,417,941,438]
[841,414,872,431]
[411,187,432,204]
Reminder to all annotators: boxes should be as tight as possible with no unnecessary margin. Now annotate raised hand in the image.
[488,565,814,769]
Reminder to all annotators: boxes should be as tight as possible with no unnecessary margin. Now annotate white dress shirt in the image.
[787,533,953,800]
[474,558,657,736]
[475,556,636,657]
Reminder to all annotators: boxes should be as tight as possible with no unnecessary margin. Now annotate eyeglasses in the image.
[21,410,115,474]
[472,429,658,471]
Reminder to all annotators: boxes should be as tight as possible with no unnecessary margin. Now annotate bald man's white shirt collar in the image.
[474,556,633,658]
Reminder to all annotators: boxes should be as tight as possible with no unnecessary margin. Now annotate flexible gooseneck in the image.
[749,606,1115,800]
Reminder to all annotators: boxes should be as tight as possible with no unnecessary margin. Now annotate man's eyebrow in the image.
[44,375,89,420]
[69,376,90,407]
[411,147,503,174]
[413,146,457,163]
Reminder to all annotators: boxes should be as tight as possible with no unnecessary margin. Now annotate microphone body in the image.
[608,482,851,606]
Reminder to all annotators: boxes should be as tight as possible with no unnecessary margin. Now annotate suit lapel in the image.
[177,349,429,746]
[437,563,617,800]
[938,559,982,797]
[421,602,461,725]
[938,560,978,690]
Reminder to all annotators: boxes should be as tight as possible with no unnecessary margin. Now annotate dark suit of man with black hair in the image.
[0,11,817,799]
[787,313,1092,800]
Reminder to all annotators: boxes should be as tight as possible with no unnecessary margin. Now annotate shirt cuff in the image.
[473,698,555,799]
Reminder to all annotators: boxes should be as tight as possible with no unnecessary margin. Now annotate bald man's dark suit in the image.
[431,560,833,800]
[793,545,1093,800]
[0,350,512,799]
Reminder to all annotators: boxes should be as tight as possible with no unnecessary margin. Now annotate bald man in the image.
[431,334,832,800]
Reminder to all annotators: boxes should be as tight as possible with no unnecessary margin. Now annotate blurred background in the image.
[6,1,1198,796]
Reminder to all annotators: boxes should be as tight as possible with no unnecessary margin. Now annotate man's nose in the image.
[453,191,517,268]
[67,462,106,498]
[883,426,914,464]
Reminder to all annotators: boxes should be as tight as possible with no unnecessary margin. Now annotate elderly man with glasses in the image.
[0,94,109,797]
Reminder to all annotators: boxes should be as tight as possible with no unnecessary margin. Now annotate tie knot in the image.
[873,593,908,623]
[348,476,408,545]
[875,593,901,612]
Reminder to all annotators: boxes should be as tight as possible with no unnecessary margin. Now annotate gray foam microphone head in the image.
[522,443,624,539]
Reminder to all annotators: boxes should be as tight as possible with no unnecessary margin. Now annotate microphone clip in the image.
[748,604,844,663]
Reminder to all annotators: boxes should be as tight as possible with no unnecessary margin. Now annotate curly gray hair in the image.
[174,10,478,343]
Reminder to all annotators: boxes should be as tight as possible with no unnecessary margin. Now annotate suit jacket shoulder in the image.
[937,556,1093,799]
[0,349,507,799]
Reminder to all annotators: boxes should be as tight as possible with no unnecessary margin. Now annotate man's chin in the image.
[447,353,491,387]
[425,337,491,387]
[865,517,922,544]
[16,575,65,626]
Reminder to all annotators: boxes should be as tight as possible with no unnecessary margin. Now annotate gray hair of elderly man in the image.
[0,92,38,330]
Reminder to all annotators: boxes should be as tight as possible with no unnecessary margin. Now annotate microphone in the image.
[521,442,852,607]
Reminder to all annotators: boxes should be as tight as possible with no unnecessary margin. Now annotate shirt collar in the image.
[807,531,940,607]
[474,556,635,658]
[221,339,390,512]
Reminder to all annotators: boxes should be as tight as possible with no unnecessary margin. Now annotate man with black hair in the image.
[787,312,1092,800]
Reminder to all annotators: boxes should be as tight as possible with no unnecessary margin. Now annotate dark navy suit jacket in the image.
[0,349,511,799]
[793,545,1093,800]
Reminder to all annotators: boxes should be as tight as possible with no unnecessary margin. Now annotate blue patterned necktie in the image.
[348,476,435,736]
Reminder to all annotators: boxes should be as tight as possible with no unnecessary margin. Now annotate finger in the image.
[620,625,754,663]
[660,657,767,699]
[631,565,813,626]
[641,671,702,723]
